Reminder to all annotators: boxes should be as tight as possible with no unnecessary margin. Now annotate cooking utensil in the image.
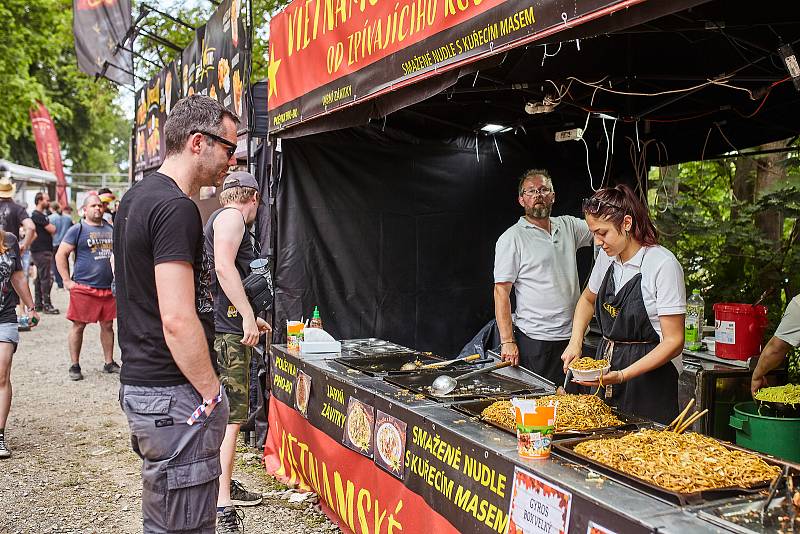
[400,353,481,371]
[557,369,572,395]
[430,360,513,397]
[760,465,788,525]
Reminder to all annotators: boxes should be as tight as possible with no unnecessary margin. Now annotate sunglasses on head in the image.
[582,197,624,214]
[193,130,237,158]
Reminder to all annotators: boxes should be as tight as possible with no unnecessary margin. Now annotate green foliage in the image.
[650,159,800,332]
[0,0,129,174]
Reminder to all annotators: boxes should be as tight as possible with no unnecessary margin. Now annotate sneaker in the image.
[230,479,262,506]
[0,435,10,458]
[43,305,59,315]
[102,361,121,374]
[68,364,84,381]
[216,506,244,534]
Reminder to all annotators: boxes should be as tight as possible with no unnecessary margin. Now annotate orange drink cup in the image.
[287,321,304,351]
[511,398,558,459]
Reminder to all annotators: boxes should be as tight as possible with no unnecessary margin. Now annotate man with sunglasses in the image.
[494,169,593,385]
[115,95,238,533]
[203,172,270,532]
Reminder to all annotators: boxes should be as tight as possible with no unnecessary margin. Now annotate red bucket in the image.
[713,303,768,360]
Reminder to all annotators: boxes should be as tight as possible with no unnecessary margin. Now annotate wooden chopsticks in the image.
[665,399,708,434]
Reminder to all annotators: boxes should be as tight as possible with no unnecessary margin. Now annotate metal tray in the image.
[335,353,489,376]
[383,369,545,401]
[449,398,650,439]
[553,431,779,506]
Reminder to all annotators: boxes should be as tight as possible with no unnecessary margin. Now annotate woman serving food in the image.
[561,184,686,425]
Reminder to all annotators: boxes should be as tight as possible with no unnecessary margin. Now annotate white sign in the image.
[507,467,572,534]
[715,320,736,345]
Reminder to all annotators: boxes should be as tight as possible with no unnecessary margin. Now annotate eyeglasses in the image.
[582,197,624,214]
[193,130,237,158]
[520,187,553,197]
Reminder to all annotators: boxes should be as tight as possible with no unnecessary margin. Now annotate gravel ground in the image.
[0,289,341,534]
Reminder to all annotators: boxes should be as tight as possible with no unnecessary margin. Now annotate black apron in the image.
[594,261,679,425]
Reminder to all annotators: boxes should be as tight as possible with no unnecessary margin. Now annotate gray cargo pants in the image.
[120,383,229,533]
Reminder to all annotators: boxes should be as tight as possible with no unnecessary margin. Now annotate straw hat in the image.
[0,178,16,199]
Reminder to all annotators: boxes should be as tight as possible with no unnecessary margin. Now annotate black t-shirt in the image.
[204,207,256,334]
[115,172,216,386]
[30,210,52,252]
[0,234,22,323]
[0,200,29,239]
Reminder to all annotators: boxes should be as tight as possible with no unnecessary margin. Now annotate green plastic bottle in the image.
[684,289,704,351]
[310,306,323,329]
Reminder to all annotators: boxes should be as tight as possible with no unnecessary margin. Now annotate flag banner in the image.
[29,103,69,207]
[73,0,133,86]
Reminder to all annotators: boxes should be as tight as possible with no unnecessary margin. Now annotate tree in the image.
[0,0,129,174]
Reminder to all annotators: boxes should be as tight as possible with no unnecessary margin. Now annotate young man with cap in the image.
[204,172,270,533]
[56,194,118,381]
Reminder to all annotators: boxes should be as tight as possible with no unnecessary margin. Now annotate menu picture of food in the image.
[233,70,243,116]
[342,397,374,457]
[373,410,407,479]
[218,57,231,95]
[295,370,311,418]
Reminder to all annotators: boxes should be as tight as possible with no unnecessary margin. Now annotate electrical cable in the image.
[493,135,503,163]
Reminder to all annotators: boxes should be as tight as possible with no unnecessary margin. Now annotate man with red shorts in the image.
[55,194,119,381]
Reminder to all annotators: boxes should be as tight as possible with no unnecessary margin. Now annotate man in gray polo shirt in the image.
[494,169,593,385]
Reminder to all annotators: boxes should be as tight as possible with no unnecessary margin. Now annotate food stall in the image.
[265,341,800,533]
[261,0,800,530]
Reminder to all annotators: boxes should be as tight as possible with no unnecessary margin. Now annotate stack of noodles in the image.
[574,429,781,493]
[569,357,610,370]
[754,384,800,405]
[480,394,624,432]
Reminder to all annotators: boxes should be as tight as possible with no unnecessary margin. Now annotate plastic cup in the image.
[511,398,558,459]
[287,321,304,351]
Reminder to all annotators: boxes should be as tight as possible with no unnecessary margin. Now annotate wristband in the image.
[501,341,516,346]
[619,370,625,383]
[187,385,224,425]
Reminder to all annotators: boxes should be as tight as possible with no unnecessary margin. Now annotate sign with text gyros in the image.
[266,0,648,132]
[507,467,572,534]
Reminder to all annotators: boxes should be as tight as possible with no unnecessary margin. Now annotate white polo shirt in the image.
[775,294,800,347]
[494,216,593,340]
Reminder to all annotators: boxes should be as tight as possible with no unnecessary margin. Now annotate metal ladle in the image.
[430,360,513,396]
[400,353,481,371]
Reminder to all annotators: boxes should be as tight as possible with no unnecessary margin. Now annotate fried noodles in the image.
[480,394,623,432]
[573,429,781,493]
[569,357,610,371]
[754,384,800,405]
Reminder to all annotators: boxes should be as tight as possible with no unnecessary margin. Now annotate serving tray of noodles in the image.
[452,395,648,438]
[553,429,783,506]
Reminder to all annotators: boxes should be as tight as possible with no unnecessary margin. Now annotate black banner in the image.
[73,0,133,86]
[133,60,180,173]
[204,0,248,130]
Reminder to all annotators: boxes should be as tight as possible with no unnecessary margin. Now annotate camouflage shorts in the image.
[215,333,252,424]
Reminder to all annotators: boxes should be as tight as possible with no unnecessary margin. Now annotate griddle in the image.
[384,369,544,401]
[449,398,651,439]
[340,339,413,356]
[553,431,780,506]
[336,353,463,376]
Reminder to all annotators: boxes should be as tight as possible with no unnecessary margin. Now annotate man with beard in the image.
[493,169,593,385]
[56,195,117,381]
[115,95,237,533]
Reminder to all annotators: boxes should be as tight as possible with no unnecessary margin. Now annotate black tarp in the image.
[274,125,596,354]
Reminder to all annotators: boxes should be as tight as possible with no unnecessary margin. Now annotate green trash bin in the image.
[729,401,800,462]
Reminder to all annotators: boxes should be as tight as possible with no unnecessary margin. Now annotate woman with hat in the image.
[561,184,686,424]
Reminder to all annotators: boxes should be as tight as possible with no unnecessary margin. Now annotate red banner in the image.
[29,102,68,207]
[264,397,458,534]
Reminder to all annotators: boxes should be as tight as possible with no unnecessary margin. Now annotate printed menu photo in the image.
[342,397,374,458]
[295,370,311,418]
[372,410,407,479]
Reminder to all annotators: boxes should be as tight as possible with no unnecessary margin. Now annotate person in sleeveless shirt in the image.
[203,172,270,531]
[561,184,686,425]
